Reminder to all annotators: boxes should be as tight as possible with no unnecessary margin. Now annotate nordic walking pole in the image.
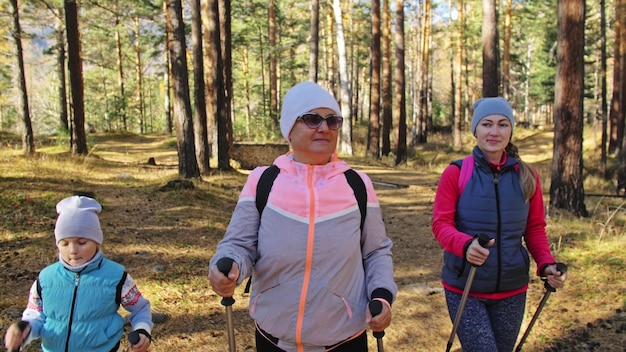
[515,262,568,352]
[368,300,385,352]
[445,233,491,352]
[216,257,237,352]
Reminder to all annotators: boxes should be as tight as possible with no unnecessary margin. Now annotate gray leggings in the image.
[445,289,526,352]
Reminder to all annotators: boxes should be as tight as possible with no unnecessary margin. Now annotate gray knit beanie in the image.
[279,81,341,143]
[471,97,515,135]
[54,196,103,244]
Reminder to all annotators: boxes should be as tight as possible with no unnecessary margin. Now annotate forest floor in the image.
[0,129,625,351]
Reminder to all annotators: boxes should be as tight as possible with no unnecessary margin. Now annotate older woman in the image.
[209,81,396,352]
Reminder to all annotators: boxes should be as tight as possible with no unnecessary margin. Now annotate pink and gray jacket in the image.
[211,153,397,351]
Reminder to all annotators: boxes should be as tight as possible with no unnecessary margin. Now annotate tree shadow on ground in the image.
[536,304,626,352]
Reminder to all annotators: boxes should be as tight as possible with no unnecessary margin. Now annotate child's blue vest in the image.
[38,257,125,352]
[442,147,531,293]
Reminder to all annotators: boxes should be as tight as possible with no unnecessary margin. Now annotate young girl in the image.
[4,195,153,352]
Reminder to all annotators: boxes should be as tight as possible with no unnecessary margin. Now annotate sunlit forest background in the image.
[0,1,610,141]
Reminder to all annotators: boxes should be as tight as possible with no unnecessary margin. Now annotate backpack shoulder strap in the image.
[256,165,281,215]
[116,271,128,305]
[457,155,474,194]
[255,165,367,230]
[343,168,367,232]
[454,155,520,195]
[248,165,279,294]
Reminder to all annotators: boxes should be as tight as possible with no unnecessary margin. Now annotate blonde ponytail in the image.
[505,142,537,202]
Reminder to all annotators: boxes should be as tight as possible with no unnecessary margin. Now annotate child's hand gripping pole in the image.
[368,300,385,352]
[515,262,568,352]
[446,233,492,352]
[6,320,29,352]
[217,257,237,352]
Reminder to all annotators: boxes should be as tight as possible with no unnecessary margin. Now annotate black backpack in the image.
[243,165,368,293]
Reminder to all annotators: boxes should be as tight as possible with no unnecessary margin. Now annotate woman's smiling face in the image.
[474,114,512,162]
[288,107,340,165]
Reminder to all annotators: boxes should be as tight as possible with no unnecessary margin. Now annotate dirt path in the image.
[4,130,624,352]
[106,129,601,352]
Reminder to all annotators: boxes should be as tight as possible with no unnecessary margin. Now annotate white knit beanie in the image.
[280,81,341,143]
[471,97,515,135]
[54,196,103,244]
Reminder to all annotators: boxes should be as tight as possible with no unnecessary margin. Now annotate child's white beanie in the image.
[279,81,341,143]
[54,196,103,244]
[471,97,515,135]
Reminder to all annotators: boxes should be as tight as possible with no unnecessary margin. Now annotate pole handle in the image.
[476,233,491,248]
[468,233,492,268]
[369,300,385,339]
[543,262,568,292]
[216,257,236,306]
[128,330,140,345]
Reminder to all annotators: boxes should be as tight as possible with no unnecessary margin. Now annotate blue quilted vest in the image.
[38,256,125,352]
[442,147,531,293]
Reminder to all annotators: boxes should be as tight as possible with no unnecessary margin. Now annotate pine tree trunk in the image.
[165,0,200,178]
[164,0,173,135]
[309,0,320,82]
[217,0,232,170]
[202,0,217,155]
[394,0,407,166]
[502,0,512,100]
[114,1,127,131]
[417,0,431,144]
[65,0,87,155]
[481,0,499,97]
[333,0,353,156]
[453,0,464,148]
[10,0,35,155]
[56,23,69,132]
[191,0,210,174]
[368,0,381,159]
[549,0,587,217]
[268,0,278,125]
[381,0,392,156]
[608,0,623,155]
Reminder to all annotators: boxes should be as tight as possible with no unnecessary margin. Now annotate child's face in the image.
[56,237,98,267]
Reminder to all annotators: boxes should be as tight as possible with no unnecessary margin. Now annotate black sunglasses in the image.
[296,112,344,130]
